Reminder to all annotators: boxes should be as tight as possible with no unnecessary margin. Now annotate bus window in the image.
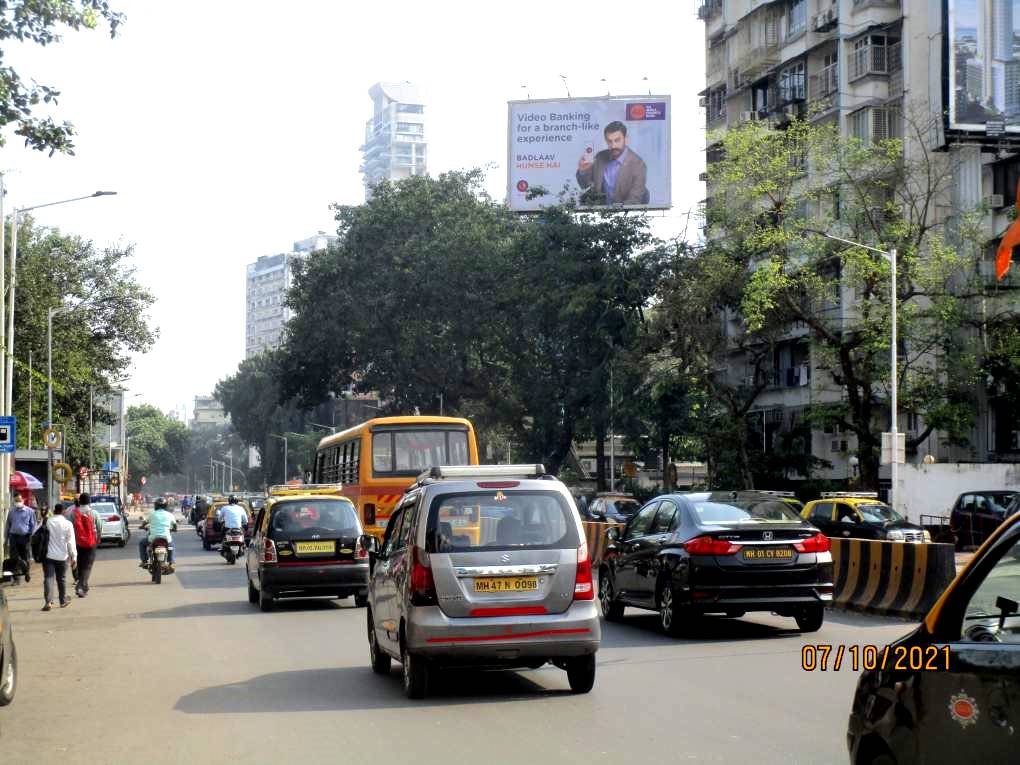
[448,431,469,465]
[373,434,393,472]
[394,431,446,472]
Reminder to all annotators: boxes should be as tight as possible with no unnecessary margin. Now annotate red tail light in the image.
[106,516,119,522]
[684,536,742,556]
[794,532,831,554]
[573,541,594,600]
[262,538,277,564]
[409,546,437,606]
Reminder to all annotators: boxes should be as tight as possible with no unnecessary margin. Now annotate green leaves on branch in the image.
[0,1,124,154]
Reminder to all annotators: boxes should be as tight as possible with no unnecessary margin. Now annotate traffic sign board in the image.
[43,426,62,450]
[0,416,15,454]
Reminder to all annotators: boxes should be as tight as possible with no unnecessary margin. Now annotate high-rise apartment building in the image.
[190,395,228,429]
[245,232,338,358]
[359,82,427,199]
[699,0,1019,481]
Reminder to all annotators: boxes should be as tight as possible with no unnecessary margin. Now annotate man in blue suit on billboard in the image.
[576,121,649,205]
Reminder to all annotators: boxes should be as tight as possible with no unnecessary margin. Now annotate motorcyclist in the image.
[139,498,178,570]
[215,495,249,534]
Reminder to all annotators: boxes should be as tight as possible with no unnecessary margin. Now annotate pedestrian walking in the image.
[68,493,103,598]
[4,494,38,582]
[42,503,77,610]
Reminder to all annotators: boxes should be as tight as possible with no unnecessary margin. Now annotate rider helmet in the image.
[154,497,168,510]
[228,495,237,504]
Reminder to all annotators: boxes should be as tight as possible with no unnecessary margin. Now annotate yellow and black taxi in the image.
[802,492,929,543]
[847,508,1020,764]
[202,496,251,550]
[245,483,369,612]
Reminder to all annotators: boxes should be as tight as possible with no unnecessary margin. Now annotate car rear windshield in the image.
[609,499,640,516]
[268,499,360,539]
[691,499,804,524]
[93,504,118,515]
[426,490,579,552]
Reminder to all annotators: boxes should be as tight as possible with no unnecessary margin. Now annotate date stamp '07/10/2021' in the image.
[801,644,950,672]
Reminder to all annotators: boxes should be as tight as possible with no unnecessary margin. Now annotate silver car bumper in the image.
[406,600,601,658]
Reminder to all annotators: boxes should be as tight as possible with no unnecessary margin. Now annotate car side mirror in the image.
[606,527,620,543]
[360,534,380,555]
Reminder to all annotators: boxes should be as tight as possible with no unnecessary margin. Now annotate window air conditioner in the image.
[699,96,708,108]
[699,171,709,182]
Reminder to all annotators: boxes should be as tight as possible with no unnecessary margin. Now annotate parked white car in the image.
[93,502,129,547]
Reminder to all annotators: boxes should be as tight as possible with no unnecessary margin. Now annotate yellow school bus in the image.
[312,416,479,538]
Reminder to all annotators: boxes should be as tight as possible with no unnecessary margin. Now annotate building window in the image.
[779,61,805,102]
[398,104,424,114]
[848,105,902,145]
[788,0,806,37]
[396,122,423,134]
[707,86,727,123]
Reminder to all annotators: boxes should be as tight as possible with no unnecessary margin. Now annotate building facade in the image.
[359,81,427,199]
[699,0,1019,483]
[245,232,338,358]
[190,395,228,430]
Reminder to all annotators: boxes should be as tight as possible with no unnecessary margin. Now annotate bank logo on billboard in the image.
[950,0,1020,132]
[507,95,672,212]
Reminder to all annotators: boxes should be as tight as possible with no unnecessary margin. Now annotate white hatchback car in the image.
[93,502,129,547]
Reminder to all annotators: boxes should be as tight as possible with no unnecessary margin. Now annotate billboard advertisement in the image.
[950,0,1020,132]
[507,95,671,212]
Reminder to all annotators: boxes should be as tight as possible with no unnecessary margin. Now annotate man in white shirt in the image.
[43,503,78,611]
[215,496,249,531]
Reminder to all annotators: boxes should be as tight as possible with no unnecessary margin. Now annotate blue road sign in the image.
[0,416,14,454]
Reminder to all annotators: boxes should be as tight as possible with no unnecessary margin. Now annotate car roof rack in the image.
[267,483,344,497]
[820,491,879,499]
[410,464,548,489]
[755,490,797,498]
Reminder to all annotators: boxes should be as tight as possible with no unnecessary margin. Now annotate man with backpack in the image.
[68,493,103,598]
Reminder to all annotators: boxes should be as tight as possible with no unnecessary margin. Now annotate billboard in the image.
[949,0,1020,132]
[507,95,671,211]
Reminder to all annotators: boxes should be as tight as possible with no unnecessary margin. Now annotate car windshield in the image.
[690,499,804,524]
[961,492,1018,514]
[269,499,359,538]
[962,539,1020,642]
[608,499,639,516]
[92,504,118,515]
[427,490,579,552]
[856,503,904,524]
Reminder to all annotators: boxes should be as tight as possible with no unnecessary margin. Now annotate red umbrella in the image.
[10,470,43,491]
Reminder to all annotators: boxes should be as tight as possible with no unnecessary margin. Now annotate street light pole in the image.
[270,434,287,484]
[821,233,900,512]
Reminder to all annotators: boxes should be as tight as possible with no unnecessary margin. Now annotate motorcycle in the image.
[220,527,245,565]
[146,538,174,584]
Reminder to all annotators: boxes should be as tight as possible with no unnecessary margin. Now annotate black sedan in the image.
[598,491,833,636]
[949,490,1018,549]
[847,508,1020,764]
[0,568,17,705]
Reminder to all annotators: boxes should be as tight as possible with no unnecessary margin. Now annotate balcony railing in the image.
[849,41,902,82]
[810,63,839,99]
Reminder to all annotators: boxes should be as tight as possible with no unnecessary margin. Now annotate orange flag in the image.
[996,179,1020,280]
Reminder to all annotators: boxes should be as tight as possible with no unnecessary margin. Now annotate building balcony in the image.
[737,43,781,83]
[697,0,722,20]
[848,41,901,82]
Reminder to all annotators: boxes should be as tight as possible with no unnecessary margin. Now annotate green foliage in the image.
[0,1,124,154]
[9,217,156,466]
[122,405,188,491]
[697,114,1015,488]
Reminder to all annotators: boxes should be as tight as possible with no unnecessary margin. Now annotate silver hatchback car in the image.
[363,464,601,699]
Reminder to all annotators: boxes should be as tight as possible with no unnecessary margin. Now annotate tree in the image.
[122,405,188,492]
[1,1,124,154]
[10,217,156,467]
[702,114,1013,489]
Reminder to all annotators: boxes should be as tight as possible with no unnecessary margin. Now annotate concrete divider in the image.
[830,539,957,619]
[583,521,625,566]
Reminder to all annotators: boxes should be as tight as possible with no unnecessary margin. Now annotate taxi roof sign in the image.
[820,491,879,499]
[267,483,345,497]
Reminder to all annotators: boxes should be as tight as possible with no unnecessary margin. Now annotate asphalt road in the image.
[1,513,913,764]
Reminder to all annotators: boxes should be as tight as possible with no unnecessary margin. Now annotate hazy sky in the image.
[3,1,706,420]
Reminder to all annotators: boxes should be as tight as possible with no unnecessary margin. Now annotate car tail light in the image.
[794,532,831,554]
[477,481,520,489]
[262,538,277,564]
[684,536,742,555]
[106,516,119,522]
[409,546,437,606]
[573,540,594,600]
